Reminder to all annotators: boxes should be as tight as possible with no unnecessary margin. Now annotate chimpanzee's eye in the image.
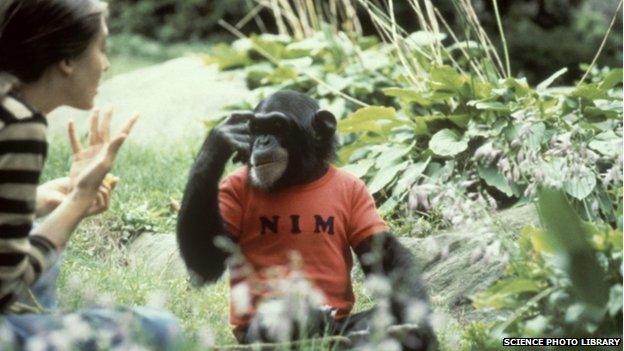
[249,120,260,134]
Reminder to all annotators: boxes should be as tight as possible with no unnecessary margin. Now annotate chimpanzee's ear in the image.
[312,110,337,140]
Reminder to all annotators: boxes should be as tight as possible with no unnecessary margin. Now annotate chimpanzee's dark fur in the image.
[177,90,436,350]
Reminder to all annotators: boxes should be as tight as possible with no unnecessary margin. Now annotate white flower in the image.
[197,326,216,348]
[430,311,448,331]
[376,338,402,351]
[62,314,93,343]
[0,324,15,346]
[364,275,392,299]
[146,290,168,309]
[256,299,291,342]
[405,300,429,325]
[25,336,47,351]
[46,331,71,350]
[230,282,252,315]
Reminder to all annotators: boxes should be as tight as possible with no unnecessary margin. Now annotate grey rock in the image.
[127,232,187,281]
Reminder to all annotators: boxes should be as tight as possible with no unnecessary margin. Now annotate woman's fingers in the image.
[105,134,127,164]
[68,120,82,154]
[119,113,139,136]
[89,109,101,145]
[86,184,112,216]
[101,107,113,142]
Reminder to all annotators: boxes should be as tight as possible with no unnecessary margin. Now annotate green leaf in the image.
[338,136,384,164]
[571,84,608,100]
[368,161,409,195]
[250,34,286,59]
[598,69,623,90]
[447,40,481,52]
[537,68,568,91]
[477,166,515,197]
[563,169,596,200]
[262,65,298,84]
[202,44,251,70]
[490,278,542,295]
[339,106,397,133]
[375,146,413,169]
[527,122,546,149]
[521,226,555,254]
[468,100,510,112]
[360,50,391,71]
[608,285,623,317]
[396,158,430,190]
[286,35,328,55]
[382,88,431,106]
[429,129,468,156]
[280,57,313,69]
[473,278,541,309]
[406,31,447,47]
[589,130,622,157]
[378,196,399,214]
[429,66,466,91]
[341,159,375,178]
[325,73,352,92]
[537,188,610,308]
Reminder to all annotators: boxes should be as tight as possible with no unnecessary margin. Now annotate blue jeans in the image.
[1,261,183,350]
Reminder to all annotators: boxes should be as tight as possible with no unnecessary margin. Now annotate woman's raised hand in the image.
[67,108,138,214]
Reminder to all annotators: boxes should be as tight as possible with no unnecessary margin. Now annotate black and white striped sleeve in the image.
[0,96,57,310]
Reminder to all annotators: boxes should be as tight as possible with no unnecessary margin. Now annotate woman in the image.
[0,0,181,349]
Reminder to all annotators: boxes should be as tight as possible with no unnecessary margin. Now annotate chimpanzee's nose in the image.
[255,135,277,150]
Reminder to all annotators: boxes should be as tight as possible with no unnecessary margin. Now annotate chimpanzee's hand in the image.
[211,112,253,163]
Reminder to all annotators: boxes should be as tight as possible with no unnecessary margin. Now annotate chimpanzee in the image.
[177,90,436,350]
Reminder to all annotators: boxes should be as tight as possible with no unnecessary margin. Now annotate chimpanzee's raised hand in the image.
[179,112,253,284]
[211,112,253,163]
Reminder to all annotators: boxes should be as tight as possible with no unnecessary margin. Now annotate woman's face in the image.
[63,17,110,110]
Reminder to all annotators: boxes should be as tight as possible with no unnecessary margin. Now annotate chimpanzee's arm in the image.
[177,114,251,285]
[354,232,429,321]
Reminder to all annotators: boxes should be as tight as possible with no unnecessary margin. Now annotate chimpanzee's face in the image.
[248,112,290,191]
[245,90,338,192]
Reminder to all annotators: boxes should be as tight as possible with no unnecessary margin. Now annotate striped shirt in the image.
[0,93,57,312]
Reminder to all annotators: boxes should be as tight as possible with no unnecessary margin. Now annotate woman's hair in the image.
[0,0,107,97]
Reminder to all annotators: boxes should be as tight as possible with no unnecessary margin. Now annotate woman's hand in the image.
[36,177,117,218]
[35,177,71,217]
[68,108,138,214]
[31,111,137,251]
[68,108,112,187]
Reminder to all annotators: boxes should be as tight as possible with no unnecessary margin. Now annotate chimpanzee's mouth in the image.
[251,156,286,168]
[253,159,274,167]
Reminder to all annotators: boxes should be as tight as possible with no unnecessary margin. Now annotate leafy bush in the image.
[466,188,622,348]
[203,31,623,228]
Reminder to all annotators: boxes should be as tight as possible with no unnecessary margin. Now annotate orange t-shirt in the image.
[218,165,388,328]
